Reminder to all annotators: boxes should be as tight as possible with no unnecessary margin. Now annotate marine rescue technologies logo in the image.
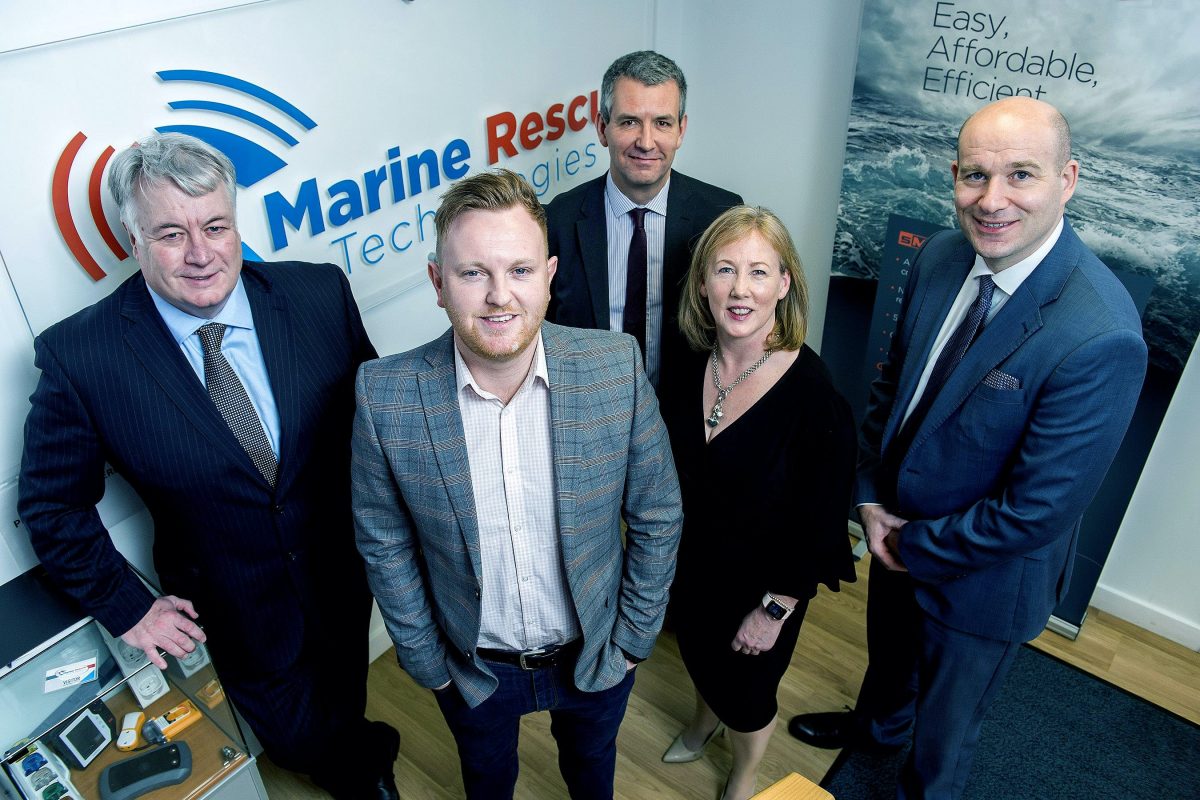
[52,69,600,282]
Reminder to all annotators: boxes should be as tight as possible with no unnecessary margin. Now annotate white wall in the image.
[1095,334,1200,649]
[662,0,865,352]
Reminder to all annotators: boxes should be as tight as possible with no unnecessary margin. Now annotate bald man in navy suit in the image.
[788,99,1146,799]
[19,133,398,800]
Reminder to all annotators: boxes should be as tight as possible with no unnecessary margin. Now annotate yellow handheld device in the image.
[151,700,202,740]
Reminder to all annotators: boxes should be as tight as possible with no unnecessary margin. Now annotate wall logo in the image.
[52,70,315,281]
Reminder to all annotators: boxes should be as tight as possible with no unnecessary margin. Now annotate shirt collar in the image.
[146,276,255,346]
[454,330,549,402]
[605,171,670,217]
[971,216,1064,296]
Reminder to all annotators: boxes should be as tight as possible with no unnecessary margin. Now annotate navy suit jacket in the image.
[352,323,683,707]
[858,219,1146,643]
[19,261,377,676]
[545,170,741,388]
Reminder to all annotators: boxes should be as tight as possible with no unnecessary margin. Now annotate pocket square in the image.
[983,369,1021,390]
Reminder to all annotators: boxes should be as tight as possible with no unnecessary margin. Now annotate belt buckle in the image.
[518,647,550,670]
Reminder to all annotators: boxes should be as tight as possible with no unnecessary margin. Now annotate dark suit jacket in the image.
[545,170,741,389]
[858,219,1146,643]
[352,323,682,707]
[18,261,377,676]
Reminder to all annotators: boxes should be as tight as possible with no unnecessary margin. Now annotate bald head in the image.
[950,97,1080,271]
[958,97,1072,170]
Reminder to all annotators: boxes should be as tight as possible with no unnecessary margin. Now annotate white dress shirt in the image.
[454,333,581,651]
[604,173,669,386]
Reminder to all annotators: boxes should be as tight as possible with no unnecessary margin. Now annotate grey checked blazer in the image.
[352,322,682,707]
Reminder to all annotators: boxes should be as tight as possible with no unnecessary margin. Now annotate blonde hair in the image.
[677,205,809,352]
[432,169,546,263]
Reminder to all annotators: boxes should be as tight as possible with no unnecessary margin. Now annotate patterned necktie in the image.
[197,322,278,487]
[623,207,649,358]
[922,273,995,404]
[882,273,995,503]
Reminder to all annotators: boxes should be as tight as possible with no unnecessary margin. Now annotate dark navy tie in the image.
[920,273,995,408]
[623,207,649,358]
[882,273,995,500]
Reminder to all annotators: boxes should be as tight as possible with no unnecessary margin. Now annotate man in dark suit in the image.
[788,98,1147,799]
[353,170,682,799]
[18,133,399,800]
[546,50,741,390]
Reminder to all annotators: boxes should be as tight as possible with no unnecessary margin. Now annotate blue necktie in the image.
[920,273,995,409]
[882,274,995,499]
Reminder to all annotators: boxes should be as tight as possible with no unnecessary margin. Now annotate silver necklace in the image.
[707,347,771,428]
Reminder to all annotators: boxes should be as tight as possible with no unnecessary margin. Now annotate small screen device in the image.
[98,742,191,800]
[51,701,115,769]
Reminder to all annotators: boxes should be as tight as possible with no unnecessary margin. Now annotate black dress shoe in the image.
[367,721,401,800]
[365,774,400,800]
[787,711,858,749]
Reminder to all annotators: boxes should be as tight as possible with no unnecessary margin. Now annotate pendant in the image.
[707,402,724,427]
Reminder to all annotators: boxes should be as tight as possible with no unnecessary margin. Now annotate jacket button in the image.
[272,505,284,515]
[287,551,297,561]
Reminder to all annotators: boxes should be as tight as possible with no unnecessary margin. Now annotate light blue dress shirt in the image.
[146,278,281,457]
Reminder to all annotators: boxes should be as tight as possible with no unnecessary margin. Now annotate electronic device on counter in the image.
[47,698,116,769]
[150,700,202,740]
[116,712,145,751]
[2,742,82,800]
[98,742,191,800]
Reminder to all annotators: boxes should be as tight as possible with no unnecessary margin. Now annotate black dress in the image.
[663,344,857,732]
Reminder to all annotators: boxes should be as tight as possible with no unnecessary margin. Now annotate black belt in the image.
[476,639,582,671]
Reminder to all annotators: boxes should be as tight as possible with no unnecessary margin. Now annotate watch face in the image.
[765,601,787,620]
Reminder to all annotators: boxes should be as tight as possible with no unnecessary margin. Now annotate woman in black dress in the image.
[659,206,856,800]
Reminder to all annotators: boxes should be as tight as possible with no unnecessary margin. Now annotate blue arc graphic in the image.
[157,69,317,130]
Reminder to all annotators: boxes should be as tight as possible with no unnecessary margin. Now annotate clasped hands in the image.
[861,503,909,572]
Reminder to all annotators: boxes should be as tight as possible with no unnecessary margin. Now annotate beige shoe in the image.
[661,723,725,763]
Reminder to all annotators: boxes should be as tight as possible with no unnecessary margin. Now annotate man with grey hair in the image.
[547,49,741,394]
[19,132,399,799]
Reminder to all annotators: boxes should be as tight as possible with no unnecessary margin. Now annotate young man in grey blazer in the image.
[352,169,683,799]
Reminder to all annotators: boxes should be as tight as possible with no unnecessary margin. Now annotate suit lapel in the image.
[541,324,578,544]
[663,172,694,303]
[887,247,973,445]
[418,331,483,581]
[913,221,1083,444]
[119,276,266,482]
[243,265,298,493]
[576,180,611,328]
